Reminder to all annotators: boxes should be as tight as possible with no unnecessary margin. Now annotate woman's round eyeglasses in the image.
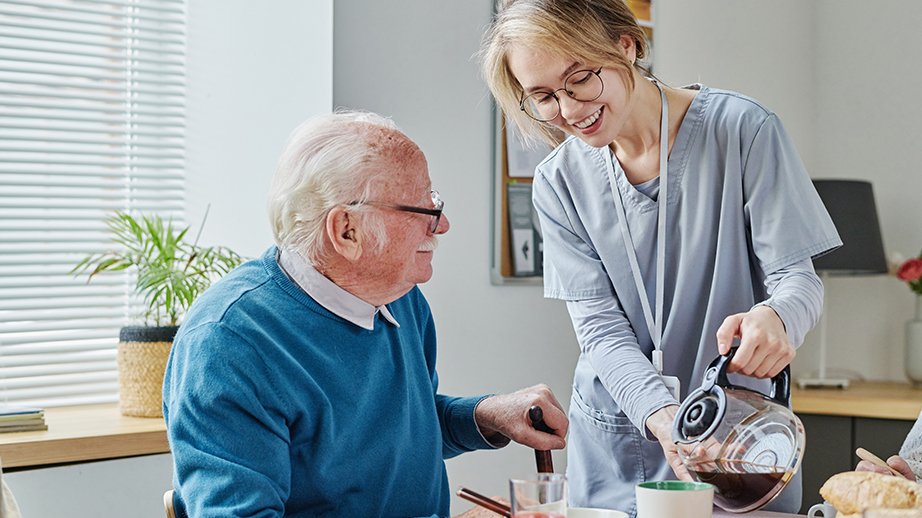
[359,190,444,233]
[519,67,604,122]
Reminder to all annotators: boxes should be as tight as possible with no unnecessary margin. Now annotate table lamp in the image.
[797,179,888,389]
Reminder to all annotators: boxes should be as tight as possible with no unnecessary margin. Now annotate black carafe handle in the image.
[704,346,791,405]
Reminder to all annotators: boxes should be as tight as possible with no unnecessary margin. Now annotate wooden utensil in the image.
[529,405,554,473]
[856,447,908,479]
[456,487,512,517]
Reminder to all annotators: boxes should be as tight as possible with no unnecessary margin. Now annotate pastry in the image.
[820,471,922,515]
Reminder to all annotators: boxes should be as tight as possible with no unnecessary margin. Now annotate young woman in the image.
[480,1,841,514]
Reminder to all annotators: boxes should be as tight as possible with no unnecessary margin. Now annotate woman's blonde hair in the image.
[479,0,650,148]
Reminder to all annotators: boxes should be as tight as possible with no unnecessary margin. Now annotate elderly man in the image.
[162,110,568,518]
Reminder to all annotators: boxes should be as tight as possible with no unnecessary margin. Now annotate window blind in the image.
[0,0,186,407]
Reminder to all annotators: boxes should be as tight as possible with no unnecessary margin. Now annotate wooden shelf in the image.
[792,380,922,421]
[0,403,168,470]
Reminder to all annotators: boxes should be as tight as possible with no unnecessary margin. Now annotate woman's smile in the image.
[573,107,603,130]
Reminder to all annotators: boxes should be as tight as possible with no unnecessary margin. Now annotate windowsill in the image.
[0,403,169,471]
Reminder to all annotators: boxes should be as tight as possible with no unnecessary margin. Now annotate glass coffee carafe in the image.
[672,348,805,513]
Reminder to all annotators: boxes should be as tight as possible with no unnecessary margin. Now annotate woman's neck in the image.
[610,76,696,185]
[611,77,662,157]
[610,77,668,184]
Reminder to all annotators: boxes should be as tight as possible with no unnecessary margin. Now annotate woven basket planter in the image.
[118,326,178,418]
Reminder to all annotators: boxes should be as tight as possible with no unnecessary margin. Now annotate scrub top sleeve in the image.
[566,297,678,440]
[742,114,841,275]
[755,258,824,349]
[533,174,613,301]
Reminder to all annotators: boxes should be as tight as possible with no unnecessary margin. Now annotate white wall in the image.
[332,0,580,511]
[184,0,334,258]
[810,1,922,381]
[656,0,922,383]
[3,2,333,517]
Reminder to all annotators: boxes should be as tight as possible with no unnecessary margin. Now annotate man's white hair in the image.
[267,109,407,265]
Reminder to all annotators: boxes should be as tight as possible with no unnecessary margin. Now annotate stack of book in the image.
[0,403,47,433]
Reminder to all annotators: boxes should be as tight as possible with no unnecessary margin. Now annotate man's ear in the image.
[326,207,362,261]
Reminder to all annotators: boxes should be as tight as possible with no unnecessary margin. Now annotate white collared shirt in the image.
[277,248,400,331]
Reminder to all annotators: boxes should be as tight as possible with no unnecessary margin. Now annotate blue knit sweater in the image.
[163,247,493,518]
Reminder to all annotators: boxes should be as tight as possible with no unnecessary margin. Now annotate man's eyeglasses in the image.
[519,67,604,122]
[359,190,444,233]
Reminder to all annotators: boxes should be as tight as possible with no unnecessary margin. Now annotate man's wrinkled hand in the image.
[475,384,568,451]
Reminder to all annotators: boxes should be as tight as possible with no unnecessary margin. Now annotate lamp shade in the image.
[812,179,887,275]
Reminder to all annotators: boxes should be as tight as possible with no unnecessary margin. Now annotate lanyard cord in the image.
[604,81,669,374]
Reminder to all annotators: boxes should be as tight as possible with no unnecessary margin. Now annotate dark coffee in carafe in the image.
[672,348,805,513]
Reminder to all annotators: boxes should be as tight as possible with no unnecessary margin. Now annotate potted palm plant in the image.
[72,210,244,417]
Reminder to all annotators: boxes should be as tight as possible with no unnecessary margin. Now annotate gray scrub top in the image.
[532,85,841,515]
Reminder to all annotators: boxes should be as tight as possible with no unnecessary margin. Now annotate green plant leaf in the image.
[70,210,247,326]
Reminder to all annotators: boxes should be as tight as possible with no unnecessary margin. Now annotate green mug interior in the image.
[637,481,714,491]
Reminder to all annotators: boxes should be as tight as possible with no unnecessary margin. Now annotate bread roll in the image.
[820,471,922,515]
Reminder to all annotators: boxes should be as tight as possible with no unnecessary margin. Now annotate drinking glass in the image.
[509,473,567,518]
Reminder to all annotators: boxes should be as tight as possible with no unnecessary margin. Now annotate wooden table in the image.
[0,402,168,470]
[792,380,922,420]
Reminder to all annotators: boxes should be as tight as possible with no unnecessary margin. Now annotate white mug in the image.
[808,500,837,518]
[635,481,714,518]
